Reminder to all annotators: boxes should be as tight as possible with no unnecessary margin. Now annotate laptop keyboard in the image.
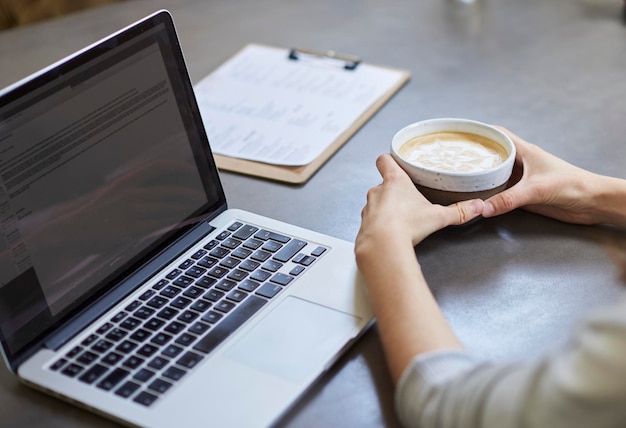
[47,221,327,407]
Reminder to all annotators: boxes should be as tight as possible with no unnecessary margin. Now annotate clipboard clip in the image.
[288,47,361,70]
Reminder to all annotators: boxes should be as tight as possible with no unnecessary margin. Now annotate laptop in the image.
[0,10,373,427]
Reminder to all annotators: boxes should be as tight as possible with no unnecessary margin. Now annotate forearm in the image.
[588,174,626,228]
[356,238,463,384]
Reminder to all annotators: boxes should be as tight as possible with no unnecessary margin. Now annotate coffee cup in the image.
[390,118,515,205]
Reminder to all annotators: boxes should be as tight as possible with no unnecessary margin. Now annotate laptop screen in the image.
[0,11,225,366]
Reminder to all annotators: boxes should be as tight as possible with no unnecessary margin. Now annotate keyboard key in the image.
[228,222,244,231]
[261,260,282,272]
[251,250,271,262]
[160,285,182,299]
[194,296,267,355]
[92,340,114,354]
[207,266,228,278]
[149,378,173,394]
[150,332,173,346]
[273,239,307,262]
[76,351,98,365]
[120,317,142,330]
[239,259,260,272]
[134,368,156,383]
[96,323,113,334]
[191,249,207,260]
[137,344,159,358]
[157,306,179,320]
[270,273,293,286]
[243,238,263,250]
[227,269,248,282]
[162,344,184,358]
[183,286,204,299]
[175,333,197,347]
[146,296,168,309]
[79,363,108,384]
[232,224,258,240]
[219,256,240,269]
[209,247,229,259]
[129,329,151,343]
[81,334,98,346]
[221,238,242,249]
[300,256,316,266]
[261,241,282,252]
[250,270,271,282]
[50,358,67,371]
[201,311,223,324]
[190,299,212,312]
[105,328,127,342]
[177,310,199,323]
[178,259,194,270]
[144,318,165,331]
[66,346,83,358]
[115,381,140,398]
[215,231,231,240]
[152,279,168,291]
[173,276,193,288]
[197,256,219,269]
[102,352,124,365]
[185,266,206,278]
[148,356,169,371]
[139,289,156,301]
[133,391,159,407]
[163,366,186,382]
[111,311,127,323]
[166,269,182,280]
[311,246,327,257]
[61,363,84,378]
[122,355,145,370]
[134,306,156,320]
[125,300,142,312]
[290,265,305,276]
[116,340,139,354]
[203,289,224,302]
[177,351,204,369]
[97,368,130,391]
[164,321,186,334]
[195,275,217,288]
[238,279,260,292]
[188,321,211,335]
[171,296,192,309]
[215,279,237,292]
[203,239,219,250]
[256,283,282,299]
[233,248,254,261]
[226,290,248,303]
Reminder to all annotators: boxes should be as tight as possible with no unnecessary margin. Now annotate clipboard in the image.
[194,44,410,184]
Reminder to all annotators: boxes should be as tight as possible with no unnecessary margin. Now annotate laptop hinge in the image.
[43,220,217,351]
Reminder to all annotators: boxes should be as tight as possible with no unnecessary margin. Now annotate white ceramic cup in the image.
[390,118,516,205]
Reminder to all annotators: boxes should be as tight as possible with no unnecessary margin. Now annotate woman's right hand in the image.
[483,127,619,225]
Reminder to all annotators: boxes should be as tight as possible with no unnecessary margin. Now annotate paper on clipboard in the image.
[194,44,407,166]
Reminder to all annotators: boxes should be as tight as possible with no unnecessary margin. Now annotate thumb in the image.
[483,185,530,217]
[444,199,485,226]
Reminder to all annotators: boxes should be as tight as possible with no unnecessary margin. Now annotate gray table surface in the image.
[2,0,626,427]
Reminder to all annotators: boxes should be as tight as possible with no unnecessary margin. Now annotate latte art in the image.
[399,131,507,173]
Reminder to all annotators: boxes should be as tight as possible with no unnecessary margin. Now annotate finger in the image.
[483,184,532,217]
[445,199,485,226]
[376,153,407,182]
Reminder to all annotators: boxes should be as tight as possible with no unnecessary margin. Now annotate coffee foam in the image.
[399,131,507,173]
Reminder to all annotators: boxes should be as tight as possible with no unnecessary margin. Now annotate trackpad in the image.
[224,296,361,383]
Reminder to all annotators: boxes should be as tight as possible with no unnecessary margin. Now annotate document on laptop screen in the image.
[0,30,209,353]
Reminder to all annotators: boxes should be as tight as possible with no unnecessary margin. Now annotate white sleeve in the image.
[395,298,626,428]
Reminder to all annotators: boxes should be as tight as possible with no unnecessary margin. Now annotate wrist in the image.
[588,174,626,227]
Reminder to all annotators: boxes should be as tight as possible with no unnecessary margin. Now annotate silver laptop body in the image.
[0,10,373,427]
